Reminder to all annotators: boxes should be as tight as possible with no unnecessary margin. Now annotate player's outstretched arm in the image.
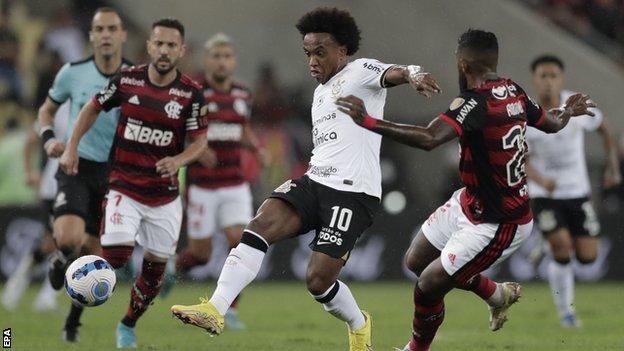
[336,95,456,151]
[538,93,596,133]
[38,98,65,158]
[23,125,41,189]
[59,100,101,175]
[597,120,622,188]
[156,134,208,178]
[382,65,442,98]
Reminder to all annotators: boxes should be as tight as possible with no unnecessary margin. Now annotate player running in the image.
[175,32,261,330]
[336,29,597,351]
[36,7,130,342]
[60,18,208,349]
[525,55,621,327]
[1,105,68,312]
[171,7,441,350]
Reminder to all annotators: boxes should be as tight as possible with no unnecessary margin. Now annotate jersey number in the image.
[502,125,527,186]
[329,206,353,231]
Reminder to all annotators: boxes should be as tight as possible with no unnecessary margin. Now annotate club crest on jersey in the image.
[331,79,346,98]
[491,84,518,100]
[449,98,465,110]
[274,179,297,193]
[164,100,183,119]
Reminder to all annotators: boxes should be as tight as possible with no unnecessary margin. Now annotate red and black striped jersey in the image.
[439,78,546,224]
[93,64,208,206]
[186,80,252,189]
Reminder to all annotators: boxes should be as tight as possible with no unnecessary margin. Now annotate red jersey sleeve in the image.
[92,73,122,111]
[186,87,208,137]
[438,91,487,136]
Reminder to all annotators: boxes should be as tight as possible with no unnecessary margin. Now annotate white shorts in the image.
[100,190,182,259]
[421,189,533,284]
[186,183,253,239]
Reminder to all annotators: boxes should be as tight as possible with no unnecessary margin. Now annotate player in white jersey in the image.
[171,7,441,350]
[526,55,621,327]
[1,103,69,312]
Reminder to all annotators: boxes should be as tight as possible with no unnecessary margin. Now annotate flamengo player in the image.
[526,55,621,327]
[60,18,207,349]
[175,33,260,330]
[336,29,596,351]
[171,7,441,351]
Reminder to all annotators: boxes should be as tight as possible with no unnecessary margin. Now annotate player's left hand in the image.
[407,66,442,98]
[156,157,181,178]
[336,95,367,125]
[562,93,597,117]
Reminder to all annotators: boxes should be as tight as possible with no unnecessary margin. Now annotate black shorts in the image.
[40,199,54,232]
[269,175,380,261]
[532,197,600,237]
[53,158,110,236]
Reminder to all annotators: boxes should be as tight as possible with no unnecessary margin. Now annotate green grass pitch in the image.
[1,282,623,350]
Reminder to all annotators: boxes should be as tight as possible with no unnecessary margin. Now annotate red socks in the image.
[410,284,445,351]
[102,245,134,269]
[457,274,497,301]
[122,259,166,327]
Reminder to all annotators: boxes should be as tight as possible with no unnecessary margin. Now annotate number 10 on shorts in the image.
[330,206,353,231]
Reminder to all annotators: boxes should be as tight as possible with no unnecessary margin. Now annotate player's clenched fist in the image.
[45,140,66,158]
[156,156,182,177]
[59,148,79,175]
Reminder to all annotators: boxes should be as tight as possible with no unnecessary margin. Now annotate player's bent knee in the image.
[576,254,596,265]
[306,270,334,296]
[102,245,134,269]
[405,251,423,275]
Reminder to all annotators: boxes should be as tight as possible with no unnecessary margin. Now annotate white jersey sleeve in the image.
[352,58,395,90]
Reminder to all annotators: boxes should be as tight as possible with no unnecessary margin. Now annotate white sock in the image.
[313,280,366,331]
[487,283,504,307]
[548,260,575,317]
[209,243,265,315]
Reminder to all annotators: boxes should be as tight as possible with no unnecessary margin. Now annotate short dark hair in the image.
[92,7,124,28]
[152,18,185,39]
[295,7,361,55]
[458,29,498,53]
[531,54,564,72]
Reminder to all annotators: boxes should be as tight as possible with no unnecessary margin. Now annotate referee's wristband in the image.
[362,115,378,130]
[40,127,56,147]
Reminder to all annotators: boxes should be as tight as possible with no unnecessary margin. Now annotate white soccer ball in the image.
[64,255,116,307]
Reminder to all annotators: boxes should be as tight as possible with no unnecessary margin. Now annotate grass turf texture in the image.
[1,282,622,350]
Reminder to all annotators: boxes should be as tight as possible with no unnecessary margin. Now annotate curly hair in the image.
[457,28,498,53]
[295,7,361,55]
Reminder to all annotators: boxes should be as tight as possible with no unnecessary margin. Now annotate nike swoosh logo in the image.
[316,241,333,246]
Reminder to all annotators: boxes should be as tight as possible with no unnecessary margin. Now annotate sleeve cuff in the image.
[533,108,547,127]
[91,96,104,111]
[188,127,207,137]
[379,64,397,88]
[438,114,463,136]
[47,94,64,105]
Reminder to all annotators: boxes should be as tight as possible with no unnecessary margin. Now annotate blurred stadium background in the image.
[0,0,623,349]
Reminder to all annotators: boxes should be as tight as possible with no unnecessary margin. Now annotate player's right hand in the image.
[407,66,442,98]
[45,140,66,158]
[562,93,597,117]
[543,178,557,193]
[60,148,79,175]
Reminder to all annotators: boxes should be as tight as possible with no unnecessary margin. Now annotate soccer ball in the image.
[64,255,116,307]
